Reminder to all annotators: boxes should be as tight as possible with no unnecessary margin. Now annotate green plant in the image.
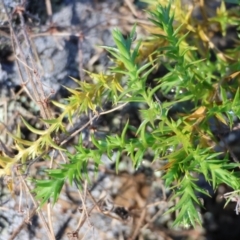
[2,0,240,228]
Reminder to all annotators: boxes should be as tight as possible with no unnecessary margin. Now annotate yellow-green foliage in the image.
[1,0,240,227]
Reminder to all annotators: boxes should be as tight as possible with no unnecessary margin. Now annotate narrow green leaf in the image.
[21,117,47,135]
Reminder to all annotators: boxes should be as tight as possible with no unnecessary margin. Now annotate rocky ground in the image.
[0,0,240,240]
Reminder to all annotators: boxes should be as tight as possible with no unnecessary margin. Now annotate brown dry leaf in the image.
[186,106,206,121]
[199,131,215,148]
[225,71,240,81]
[197,26,210,43]
[197,26,233,61]
[140,23,166,36]
[113,172,151,210]
[137,39,163,63]
[158,160,176,171]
